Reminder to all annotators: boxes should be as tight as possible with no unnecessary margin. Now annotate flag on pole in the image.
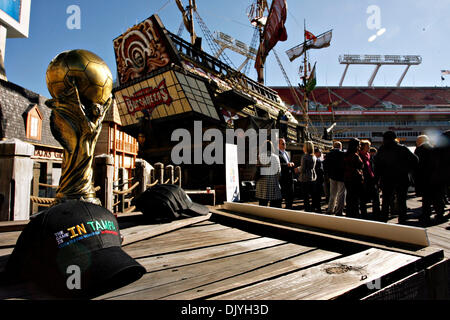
[305,30,317,41]
[286,30,333,62]
[305,62,317,93]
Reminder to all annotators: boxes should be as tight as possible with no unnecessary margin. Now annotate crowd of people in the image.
[255,130,450,225]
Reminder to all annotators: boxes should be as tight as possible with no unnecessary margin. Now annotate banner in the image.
[255,0,288,71]
[122,79,173,116]
[225,144,240,202]
[286,30,332,62]
[304,30,316,41]
[305,62,317,93]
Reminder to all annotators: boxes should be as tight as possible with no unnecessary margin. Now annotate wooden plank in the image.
[223,202,430,247]
[160,249,342,300]
[123,223,246,252]
[362,271,428,300]
[99,242,330,300]
[0,220,29,233]
[124,223,233,247]
[436,223,450,231]
[123,228,261,259]
[424,259,450,299]
[427,234,450,250]
[138,237,286,273]
[210,208,443,262]
[122,221,228,246]
[427,229,450,242]
[211,248,420,300]
[0,231,21,248]
[184,220,216,228]
[121,213,211,246]
[116,211,143,219]
[0,247,13,256]
[427,226,450,239]
[426,233,450,258]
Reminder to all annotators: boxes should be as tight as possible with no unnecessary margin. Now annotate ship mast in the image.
[255,0,268,84]
[175,0,197,45]
[303,19,309,115]
[188,0,196,45]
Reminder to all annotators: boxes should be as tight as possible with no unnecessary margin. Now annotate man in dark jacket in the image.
[278,138,295,209]
[414,135,445,225]
[359,140,380,220]
[323,141,346,215]
[374,131,418,223]
[432,130,450,205]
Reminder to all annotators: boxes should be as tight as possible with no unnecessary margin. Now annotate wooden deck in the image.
[387,195,450,259]
[0,194,448,300]
[0,202,446,300]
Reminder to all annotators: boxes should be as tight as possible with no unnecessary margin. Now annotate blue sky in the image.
[3,0,450,97]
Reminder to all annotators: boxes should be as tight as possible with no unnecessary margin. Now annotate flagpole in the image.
[303,19,307,87]
[303,19,309,126]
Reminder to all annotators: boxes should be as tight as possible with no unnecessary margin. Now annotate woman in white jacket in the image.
[255,140,282,208]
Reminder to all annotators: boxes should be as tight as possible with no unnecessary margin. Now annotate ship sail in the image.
[254,0,288,83]
[286,29,332,62]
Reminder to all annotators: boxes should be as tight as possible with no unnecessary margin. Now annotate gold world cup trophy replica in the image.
[45,49,113,205]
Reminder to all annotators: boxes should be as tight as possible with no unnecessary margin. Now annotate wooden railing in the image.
[115,140,138,154]
[31,158,183,215]
[30,185,101,210]
[113,181,140,214]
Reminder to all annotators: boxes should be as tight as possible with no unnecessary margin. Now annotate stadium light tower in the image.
[338,54,422,87]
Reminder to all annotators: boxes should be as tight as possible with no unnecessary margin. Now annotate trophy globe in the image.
[46,49,113,106]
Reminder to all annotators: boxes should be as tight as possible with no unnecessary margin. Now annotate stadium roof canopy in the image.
[273,87,450,112]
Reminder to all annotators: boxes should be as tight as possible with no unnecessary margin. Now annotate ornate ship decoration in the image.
[114,18,171,84]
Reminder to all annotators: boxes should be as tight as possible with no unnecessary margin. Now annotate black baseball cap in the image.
[134,184,209,221]
[4,200,145,299]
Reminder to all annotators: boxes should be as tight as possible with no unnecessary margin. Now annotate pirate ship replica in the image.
[111,0,332,188]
